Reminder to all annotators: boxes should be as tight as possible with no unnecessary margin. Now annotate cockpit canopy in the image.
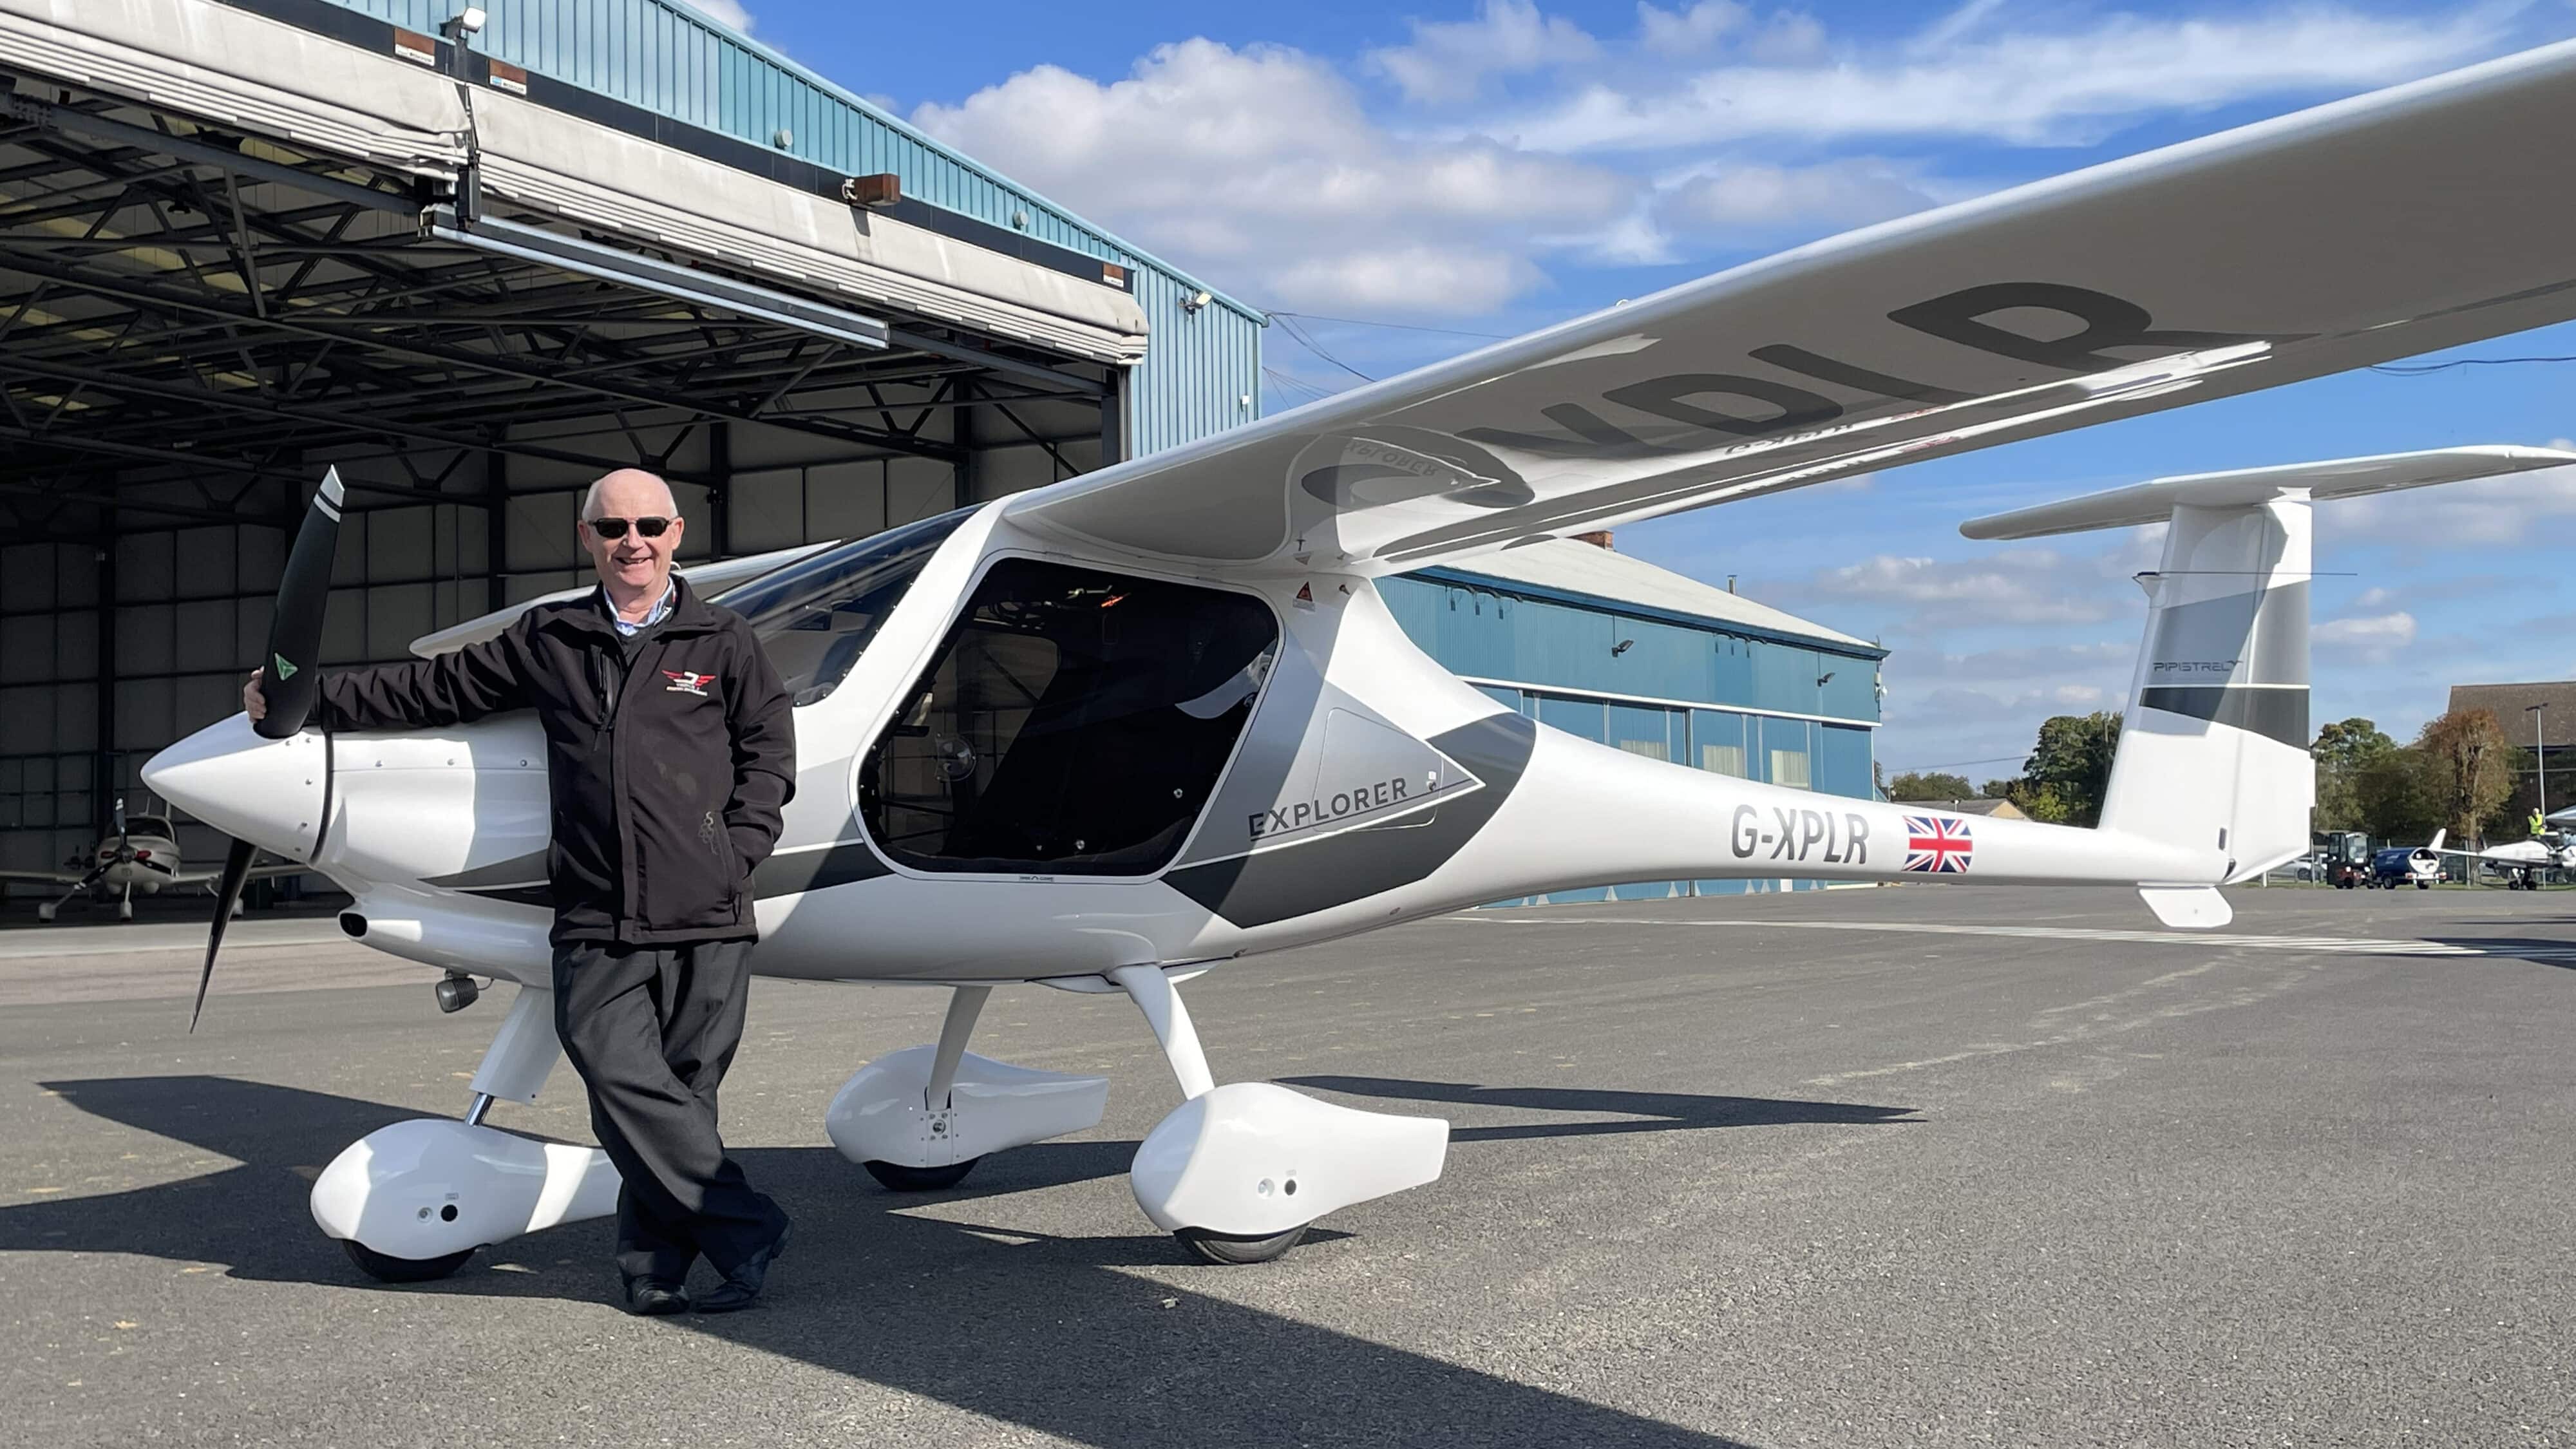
[717,507,976,706]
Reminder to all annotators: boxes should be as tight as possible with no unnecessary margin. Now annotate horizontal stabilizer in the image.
[1960,446,2576,540]
[2138,886,2230,929]
[408,542,837,658]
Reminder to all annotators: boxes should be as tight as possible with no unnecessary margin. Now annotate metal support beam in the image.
[0,252,967,461]
[886,325,1106,398]
[21,99,422,216]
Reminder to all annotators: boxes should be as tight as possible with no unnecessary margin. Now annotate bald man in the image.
[245,469,796,1316]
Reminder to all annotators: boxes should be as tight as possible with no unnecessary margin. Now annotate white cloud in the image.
[1636,1,1748,54]
[911,39,1633,315]
[1508,6,2510,151]
[680,0,753,33]
[1658,157,1942,236]
[1794,548,2129,627]
[1366,0,1602,104]
[2329,463,2576,549]
[2313,611,2418,663]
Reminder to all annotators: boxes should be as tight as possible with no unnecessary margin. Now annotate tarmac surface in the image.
[3,882,2573,1448]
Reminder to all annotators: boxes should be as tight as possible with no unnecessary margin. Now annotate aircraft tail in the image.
[1963,447,2574,889]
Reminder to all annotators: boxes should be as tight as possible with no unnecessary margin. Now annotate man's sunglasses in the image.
[586,515,673,540]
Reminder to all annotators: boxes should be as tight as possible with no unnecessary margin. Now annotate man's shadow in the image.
[5,1073,1917,1447]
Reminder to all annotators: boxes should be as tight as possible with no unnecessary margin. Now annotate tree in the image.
[2354,748,2441,842]
[2416,708,2515,846]
[2014,712,2123,827]
[2311,717,2396,831]
[1888,771,1976,800]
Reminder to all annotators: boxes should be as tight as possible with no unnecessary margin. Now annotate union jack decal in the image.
[1902,814,1974,873]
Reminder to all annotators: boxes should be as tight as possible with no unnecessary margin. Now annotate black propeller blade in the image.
[254,467,345,741]
[195,466,343,1029]
[193,838,259,1034]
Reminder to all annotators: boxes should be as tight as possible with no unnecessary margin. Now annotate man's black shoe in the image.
[623,1278,690,1316]
[694,1221,789,1314]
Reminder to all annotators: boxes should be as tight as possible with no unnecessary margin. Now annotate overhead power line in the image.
[2370,354,2576,375]
[1268,310,1514,341]
[1270,313,1375,384]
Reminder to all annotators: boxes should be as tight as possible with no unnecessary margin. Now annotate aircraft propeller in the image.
[193,468,343,1030]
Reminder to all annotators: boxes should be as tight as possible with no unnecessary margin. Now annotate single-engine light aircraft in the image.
[2439,833,2576,891]
[0,797,303,922]
[142,39,2576,1277]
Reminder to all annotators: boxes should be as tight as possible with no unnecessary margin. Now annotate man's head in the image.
[579,468,684,601]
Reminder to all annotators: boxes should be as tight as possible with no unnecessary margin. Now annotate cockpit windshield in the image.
[717,507,976,706]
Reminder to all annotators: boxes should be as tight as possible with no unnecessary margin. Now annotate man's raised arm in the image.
[246,622,533,732]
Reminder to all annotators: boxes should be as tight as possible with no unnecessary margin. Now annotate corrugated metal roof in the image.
[1423,540,1879,652]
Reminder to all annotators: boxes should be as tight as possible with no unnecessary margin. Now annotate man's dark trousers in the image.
[552,939,786,1284]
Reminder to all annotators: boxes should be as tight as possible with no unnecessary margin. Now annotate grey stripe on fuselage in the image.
[2136,685,2309,747]
[432,839,892,907]
[1164,712,1538,929]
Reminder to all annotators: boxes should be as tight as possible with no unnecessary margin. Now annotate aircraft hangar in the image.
[0,0,1271,895]
[0,0,1880,907]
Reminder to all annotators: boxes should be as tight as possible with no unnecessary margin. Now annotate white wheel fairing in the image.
[1129,1082,1448,1237]
[309,1119,619,1258]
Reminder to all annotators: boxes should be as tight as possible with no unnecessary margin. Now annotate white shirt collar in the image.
[607,579,675,636]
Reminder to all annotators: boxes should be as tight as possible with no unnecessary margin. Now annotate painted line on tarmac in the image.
[1470,916,2576,959]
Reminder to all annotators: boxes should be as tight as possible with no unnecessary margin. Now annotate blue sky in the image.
[703,0,2576,777]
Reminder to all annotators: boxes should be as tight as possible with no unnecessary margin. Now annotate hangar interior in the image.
[0,0,1880,911]
[0,0,1262,891]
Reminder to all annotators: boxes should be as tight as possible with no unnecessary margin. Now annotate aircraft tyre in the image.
[2417,880,2430,889]
[341,1237,475,1283]
[862,1157,980,1192]
[35,903,53,921]
[1175,1223,1309,1265]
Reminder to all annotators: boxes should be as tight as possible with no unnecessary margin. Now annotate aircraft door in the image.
[859,558,1279,876]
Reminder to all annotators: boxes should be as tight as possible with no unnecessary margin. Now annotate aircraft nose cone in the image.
[142,716,328,861]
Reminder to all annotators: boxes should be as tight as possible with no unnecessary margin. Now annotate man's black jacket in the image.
[316,575,795,946]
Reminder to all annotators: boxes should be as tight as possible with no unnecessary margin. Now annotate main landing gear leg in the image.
[1108,965,1450,1266]
[312,983,621,1283]
[828,985,1108,1191]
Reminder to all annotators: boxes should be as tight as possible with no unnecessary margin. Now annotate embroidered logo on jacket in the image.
[662,670,715,696]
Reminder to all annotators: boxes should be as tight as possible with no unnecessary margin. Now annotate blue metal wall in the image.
[1383,567,1884,904]
[312,0,1264,457]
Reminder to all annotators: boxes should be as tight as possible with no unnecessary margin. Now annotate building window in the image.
[1769,749,1812,790]
[1618,739,1669,762]
[1701,743,1747,777]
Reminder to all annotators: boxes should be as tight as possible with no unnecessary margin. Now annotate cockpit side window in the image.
[719,508,975,706]
[860,558,1280,876]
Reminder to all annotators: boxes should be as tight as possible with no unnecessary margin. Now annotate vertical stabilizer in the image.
[2096,493,2313,880]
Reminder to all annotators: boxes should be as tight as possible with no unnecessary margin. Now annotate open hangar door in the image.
[0,20,1137,900]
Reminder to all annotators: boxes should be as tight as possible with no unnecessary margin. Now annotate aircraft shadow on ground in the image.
[2422,936,2576,971]
[5,1074,1815,1448]
[1282,1075,1922,1142]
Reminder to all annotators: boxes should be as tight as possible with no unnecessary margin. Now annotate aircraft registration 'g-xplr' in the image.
[142,39,2576,1276]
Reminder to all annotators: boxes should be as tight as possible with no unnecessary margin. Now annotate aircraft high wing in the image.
[134,39,2576,1280]
[1008,41,2576,578]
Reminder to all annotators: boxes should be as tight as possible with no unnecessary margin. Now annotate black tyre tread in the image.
[341,1237,475,1283]
[863,1157,980,1192]
[1175,1222,1309,1265]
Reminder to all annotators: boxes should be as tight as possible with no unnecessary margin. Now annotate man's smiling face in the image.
[580,468,684,602]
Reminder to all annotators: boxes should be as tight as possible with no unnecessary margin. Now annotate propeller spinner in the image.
[191,468,345,1030]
